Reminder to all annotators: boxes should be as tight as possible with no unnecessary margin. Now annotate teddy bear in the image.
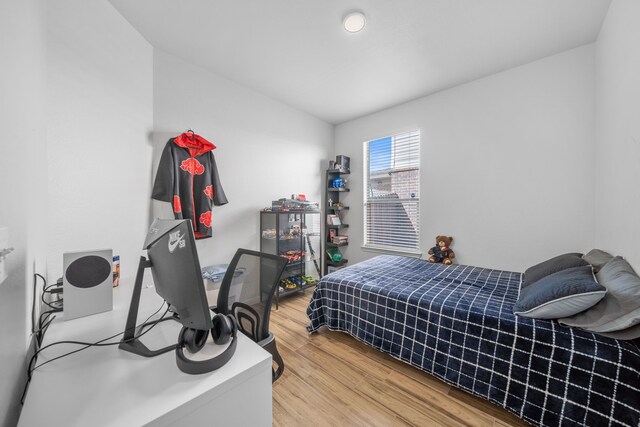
[428,236,455,265]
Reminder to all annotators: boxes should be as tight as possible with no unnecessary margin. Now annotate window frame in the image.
[362,130,421,255]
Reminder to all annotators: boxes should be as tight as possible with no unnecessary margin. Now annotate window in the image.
[363,130,420,252]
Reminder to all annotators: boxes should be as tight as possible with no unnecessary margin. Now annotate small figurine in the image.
[331,177,347,188]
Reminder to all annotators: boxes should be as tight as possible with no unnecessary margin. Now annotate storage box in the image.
[201,264,246,309]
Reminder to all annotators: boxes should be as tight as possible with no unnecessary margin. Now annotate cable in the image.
[31,274,38,334]
[34,315,56,341]
[32,276,63,360]
[38,309,62,333]
[31,273,58,333]
[30,305,170,375]
[41,289,62,310]
[37,274,63,308]
[21,301,171,406]
[43,281,61,292]
[30,302,167,374]
[36,316,57,347]
[22,299,169,405]
[28,302,169,377]
[24,273,51,405]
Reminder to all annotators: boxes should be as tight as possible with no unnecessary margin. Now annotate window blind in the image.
[363,130,420,252]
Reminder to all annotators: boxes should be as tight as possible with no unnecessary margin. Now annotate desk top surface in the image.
[19,280,271,427]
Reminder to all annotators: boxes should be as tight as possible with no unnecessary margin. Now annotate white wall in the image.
[153,49,333,267]
[0,1,46,425]
[335,45,596,272]
[46,0,153,282]
[594,0,640,271]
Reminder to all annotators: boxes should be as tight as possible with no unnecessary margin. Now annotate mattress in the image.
[307,255,640,426]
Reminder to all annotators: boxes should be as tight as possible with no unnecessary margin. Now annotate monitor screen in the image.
[144,219,212,332]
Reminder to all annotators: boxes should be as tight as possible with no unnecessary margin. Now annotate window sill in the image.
[361,245,423,258]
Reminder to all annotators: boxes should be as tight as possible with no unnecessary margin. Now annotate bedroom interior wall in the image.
[334,45,596,272]
[0,1,46,425]
[152,48,333,269]
[45,0,154,283]
[593,0,640,272]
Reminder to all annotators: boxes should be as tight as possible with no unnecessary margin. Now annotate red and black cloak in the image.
[152,132,228,239]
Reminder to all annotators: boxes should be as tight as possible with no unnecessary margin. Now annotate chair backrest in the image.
[216,249,288,342]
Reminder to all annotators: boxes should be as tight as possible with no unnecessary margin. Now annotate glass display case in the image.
[260,210,321,308]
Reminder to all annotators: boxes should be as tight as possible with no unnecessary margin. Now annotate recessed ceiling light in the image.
[343,12,366,33]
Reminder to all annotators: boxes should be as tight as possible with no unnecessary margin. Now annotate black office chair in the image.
[216,249,288,383]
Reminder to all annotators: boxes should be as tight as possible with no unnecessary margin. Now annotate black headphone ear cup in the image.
[211,314,234,345]
[180,328,209,353]
[175,320,238,375]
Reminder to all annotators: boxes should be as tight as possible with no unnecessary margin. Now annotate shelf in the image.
[283,260,304,268]
[278,286,298,295]
[324,166,351,276]
[261,209,321,214]
[327,169,350,175]
[278,282,315,295]
[262,236,314,241]
[278,272,318,295]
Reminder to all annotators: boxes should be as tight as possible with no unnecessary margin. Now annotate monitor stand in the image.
[119,256,177,357]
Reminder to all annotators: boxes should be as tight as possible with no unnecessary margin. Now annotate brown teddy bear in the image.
[428,236,455,265]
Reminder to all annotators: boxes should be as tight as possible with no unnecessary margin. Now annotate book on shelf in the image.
[331,235,348,244]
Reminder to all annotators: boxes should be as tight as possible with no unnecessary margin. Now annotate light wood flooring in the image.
[269,291,530,427]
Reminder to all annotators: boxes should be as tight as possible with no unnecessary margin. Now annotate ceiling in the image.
[108,0,611,124]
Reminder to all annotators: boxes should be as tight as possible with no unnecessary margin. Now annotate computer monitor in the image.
[144,219,212,331]
[119,219,212,358]
[120,219,237,374]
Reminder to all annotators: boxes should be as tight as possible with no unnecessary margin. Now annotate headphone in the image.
[175,313,238,375]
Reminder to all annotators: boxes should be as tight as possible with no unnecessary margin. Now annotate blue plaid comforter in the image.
[307,255,640,426]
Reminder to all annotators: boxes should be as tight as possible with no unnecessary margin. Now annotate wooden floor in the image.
[269,291,530,427]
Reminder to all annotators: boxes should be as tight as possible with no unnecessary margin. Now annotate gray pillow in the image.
[597,322,640,340]
[583,249,614,273]
[559,257,640,332]
[522,253,588,288]
[514,266,606,319]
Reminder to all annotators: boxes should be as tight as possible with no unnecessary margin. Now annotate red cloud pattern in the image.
[203,185,213,200]
[199,211,212,228]
[180,158,205,175]
[173,195,182,213]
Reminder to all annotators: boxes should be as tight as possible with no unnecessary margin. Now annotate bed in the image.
[307,255,640,426]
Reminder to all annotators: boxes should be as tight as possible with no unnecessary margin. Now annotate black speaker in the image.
[63,249,113,320]
[335,155,350,172]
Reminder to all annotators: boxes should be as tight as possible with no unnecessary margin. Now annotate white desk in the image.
[19,282,272,427]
